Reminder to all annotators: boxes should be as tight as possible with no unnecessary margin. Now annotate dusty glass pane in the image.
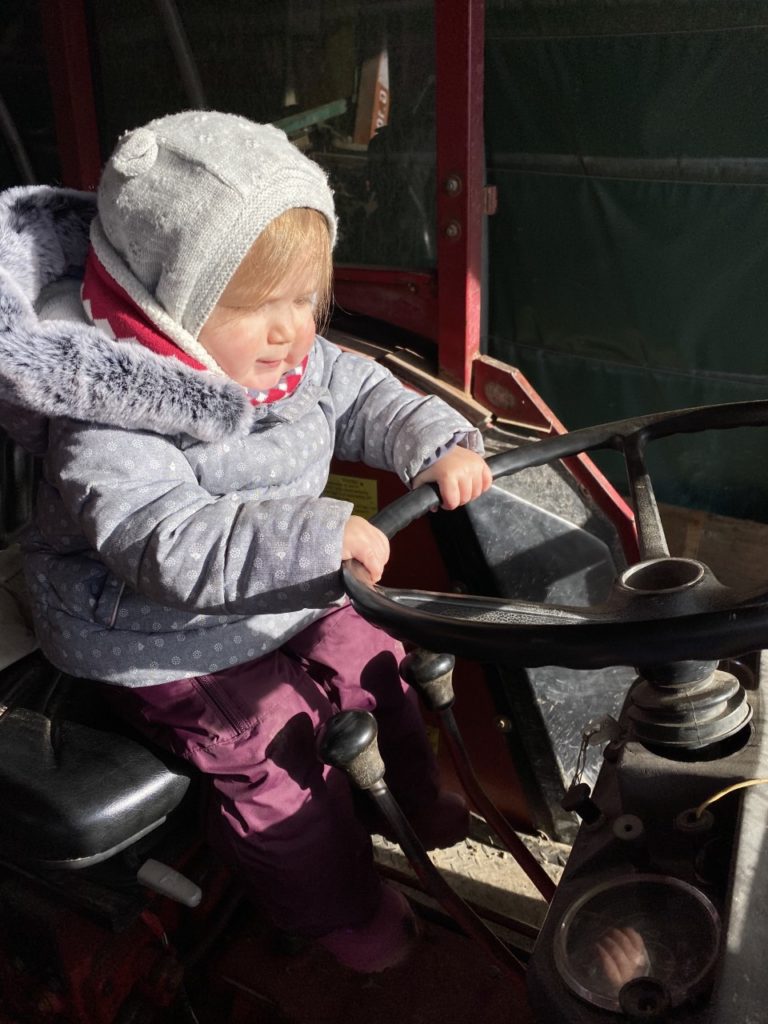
[87,0,436,270]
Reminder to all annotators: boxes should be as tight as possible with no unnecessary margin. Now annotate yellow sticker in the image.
[323,474,379,520]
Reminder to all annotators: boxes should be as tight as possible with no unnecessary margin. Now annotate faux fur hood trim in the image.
[0,186,254,444]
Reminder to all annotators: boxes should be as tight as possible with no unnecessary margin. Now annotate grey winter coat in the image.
[0,186,483,686]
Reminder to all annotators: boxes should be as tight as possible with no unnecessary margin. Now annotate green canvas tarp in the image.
[486,1,768,519]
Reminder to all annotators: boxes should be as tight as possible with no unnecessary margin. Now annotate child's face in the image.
[199,263,318,392]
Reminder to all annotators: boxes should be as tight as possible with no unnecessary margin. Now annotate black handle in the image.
[399,649,456,711]
[316,709,385,790]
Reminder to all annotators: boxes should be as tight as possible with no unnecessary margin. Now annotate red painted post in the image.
[435,0,485,391]
[40,0,102,190]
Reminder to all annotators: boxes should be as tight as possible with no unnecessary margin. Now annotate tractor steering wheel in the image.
[343,400,768,670]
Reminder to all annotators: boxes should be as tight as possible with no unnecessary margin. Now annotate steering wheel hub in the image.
[619,558,705,595]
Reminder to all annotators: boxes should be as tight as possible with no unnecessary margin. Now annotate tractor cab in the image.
[2,2,768,1022]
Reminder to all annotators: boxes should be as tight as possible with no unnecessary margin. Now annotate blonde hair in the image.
[220,207,333,328]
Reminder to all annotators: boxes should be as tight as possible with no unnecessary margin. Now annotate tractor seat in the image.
[0,456,192,872]
[0,650,191,869]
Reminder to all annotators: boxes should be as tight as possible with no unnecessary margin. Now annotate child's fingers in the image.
[358,549,384,582]
[438,476,461,510]
[595,941,624,989]
[441,468,489,509]
[600,933,629,963]
[596,928,650,992]
[341,517,390,582]
[623,926,645,952]
[414,451,492,510]
[471,464,492,501]
[608,927,647,965]
[362,533,390,582]
[606,928,636,959]
[364,557,383,582]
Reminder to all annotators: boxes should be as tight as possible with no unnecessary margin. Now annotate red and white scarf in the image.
[81,248,306,405]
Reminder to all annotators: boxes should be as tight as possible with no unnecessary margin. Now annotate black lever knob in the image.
[400,649,456,710]
[317,710,525,977]
[561,782,603,825]
[316,709,385,790]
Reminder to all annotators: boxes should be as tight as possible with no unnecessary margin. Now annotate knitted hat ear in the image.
[93,111,337,353]
[110,128,159,177]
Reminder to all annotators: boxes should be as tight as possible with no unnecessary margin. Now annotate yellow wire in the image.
[695,777,768,818]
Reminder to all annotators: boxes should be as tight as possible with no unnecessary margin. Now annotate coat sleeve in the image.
[46,420,353,615]
[321,340,484,483]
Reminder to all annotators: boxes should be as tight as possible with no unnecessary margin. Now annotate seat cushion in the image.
[0,653,191,867]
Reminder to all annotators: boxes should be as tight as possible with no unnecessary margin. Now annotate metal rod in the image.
[0,94,36,184]
[153,0,207,109]
[400,649,555,902]
[369,781,526,978]
[376,864,540,943]
[438,709,557,902]
[622,434,669,560]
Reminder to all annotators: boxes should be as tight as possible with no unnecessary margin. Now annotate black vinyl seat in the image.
[0,651,191,869]
[0,433,192,872]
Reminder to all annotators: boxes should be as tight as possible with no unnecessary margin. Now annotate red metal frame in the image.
[474,356,639,559]
[434,0,485,390]
[333,267,437,340]
[40,0,102,191]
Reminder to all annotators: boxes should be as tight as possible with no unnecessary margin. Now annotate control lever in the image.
[317,709,525,978]
[137,858,202,907]
[400,649,556,902]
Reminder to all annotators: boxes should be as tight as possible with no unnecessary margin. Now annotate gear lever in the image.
[317,709,525,978]
[400,649,556,902]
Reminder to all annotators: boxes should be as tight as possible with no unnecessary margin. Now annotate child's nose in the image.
[267,311,294,345]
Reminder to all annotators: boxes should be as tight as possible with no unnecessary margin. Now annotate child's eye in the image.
[294,296,314,308]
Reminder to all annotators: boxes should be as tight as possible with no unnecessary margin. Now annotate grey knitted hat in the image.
[90,110,337,372]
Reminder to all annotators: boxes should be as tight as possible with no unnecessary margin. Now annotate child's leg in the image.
[105,654,383,938]
[283,603,465,828]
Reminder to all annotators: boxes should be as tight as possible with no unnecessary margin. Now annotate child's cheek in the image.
[299,314,317,349]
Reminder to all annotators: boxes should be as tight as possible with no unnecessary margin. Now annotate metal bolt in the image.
[613,814,644,841]
[444,220,462,239]
[444,174,462,195]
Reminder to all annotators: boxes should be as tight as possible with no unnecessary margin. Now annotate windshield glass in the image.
[88,0,437,270]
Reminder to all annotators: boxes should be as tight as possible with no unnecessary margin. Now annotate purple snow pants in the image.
[106,604,440,937]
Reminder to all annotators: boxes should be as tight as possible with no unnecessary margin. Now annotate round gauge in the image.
[553,874,721,1014]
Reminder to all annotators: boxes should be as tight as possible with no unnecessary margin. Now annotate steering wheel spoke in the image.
[622,435,669,560]
[373,584,605,626]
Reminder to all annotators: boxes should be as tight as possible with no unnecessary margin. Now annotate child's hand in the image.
[341,515,390,583]
[595,927,649,992]
[412,447,492,511]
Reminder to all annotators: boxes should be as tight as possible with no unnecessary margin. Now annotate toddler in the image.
[0,111,491,971]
